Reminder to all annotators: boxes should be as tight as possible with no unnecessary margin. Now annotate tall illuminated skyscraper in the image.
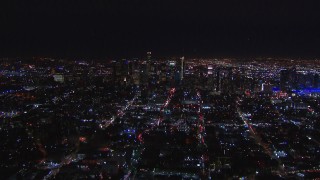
[147,51,152,62]
[180,56,184,81]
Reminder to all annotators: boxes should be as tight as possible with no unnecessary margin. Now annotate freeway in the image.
[157,88,176,126]
[196,90,206,146]
[236,97,285,176]
[137,87,176,143]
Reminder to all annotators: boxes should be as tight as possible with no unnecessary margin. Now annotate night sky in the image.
[1,0,320,58]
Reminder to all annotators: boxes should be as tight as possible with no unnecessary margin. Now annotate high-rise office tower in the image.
[216,68,220,92]
[180,56,184,81]
[147,51,152,62]
[280,68,297,92]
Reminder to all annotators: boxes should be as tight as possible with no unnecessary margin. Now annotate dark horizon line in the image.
[1,54,320,61]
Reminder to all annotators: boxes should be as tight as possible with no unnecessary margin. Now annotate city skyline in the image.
[1,57,320,179]
[1,1,320,179]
